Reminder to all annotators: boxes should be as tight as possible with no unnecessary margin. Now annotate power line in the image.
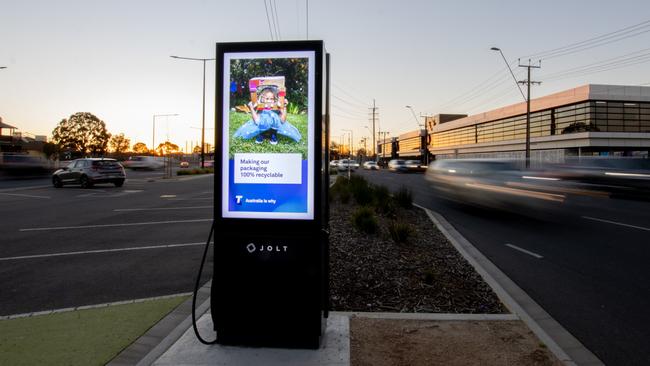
[271,0,282,40]
[263,0,275,41]
[331,94,368,109]
[332,82,371,104]
[522,19,650,59]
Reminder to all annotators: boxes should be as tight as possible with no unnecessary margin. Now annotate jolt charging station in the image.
[213,41,329,349]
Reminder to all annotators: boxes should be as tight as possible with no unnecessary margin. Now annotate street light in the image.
[406,105,429,166]
[153,114,178,154]
[491,47,536,168]
[342,129,353,179]
[170,55,216,168]
[0,67,7,70]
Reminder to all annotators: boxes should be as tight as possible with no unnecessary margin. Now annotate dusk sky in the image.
[1,0,649,152]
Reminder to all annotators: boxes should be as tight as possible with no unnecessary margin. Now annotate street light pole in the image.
[406,105,428,166]
[170,55,216,168]
[342,129,353,179]
[490,47,539,168]
[153,114,178,154]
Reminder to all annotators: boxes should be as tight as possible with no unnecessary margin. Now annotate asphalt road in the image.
[0,170,214,316]
[353,169,650,366]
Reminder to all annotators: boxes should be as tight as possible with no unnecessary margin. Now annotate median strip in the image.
[19,219,212,232]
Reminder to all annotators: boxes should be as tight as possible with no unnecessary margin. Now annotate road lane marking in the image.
[0,192,51,199]
[505,244,544,259]
[19,219,212,232]
[160,194,176,198]
[582,216,650,232]
[0,242,211,261]
[114,206,213,212]
[165,198,212,201]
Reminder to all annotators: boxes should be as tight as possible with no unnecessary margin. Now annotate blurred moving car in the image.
[52,158,126,188]
[548,157,650,199]
[122,156,164,170]
[0,153,49,175]
[405,160,426,173]
[337,159,359,172]
[362,161,379,170]
[425,159,567,213]
[329,160,339,169]
[387,159,408,172]
[180,161,190,168]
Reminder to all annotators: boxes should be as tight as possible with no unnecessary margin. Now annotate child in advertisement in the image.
[233,77,301,145]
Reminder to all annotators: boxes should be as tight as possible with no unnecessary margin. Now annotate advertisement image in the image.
[222,51,315,220]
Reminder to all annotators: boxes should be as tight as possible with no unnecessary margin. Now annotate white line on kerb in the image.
[505,244,544,259]
[582,216,650,232]
[114,206,213,212]
[0,242,210,261]
[19,219,212,232]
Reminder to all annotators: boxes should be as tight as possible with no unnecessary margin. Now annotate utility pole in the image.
[518,59,541,169]
[369,99,377,162]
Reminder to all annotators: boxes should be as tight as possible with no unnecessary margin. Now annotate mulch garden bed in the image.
[328,178,507,314]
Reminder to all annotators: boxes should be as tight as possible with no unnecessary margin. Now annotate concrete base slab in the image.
[153,312,350,366]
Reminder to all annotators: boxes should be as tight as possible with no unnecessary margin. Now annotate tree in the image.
[52,112,111,156]
[192,145,202,154]
[109,133,131,154]
[132,142,150,154]
[156,141,180,155]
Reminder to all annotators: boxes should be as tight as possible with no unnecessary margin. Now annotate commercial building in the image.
[380,84,650,165]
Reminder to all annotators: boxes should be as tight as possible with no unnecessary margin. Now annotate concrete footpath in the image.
[110,207,603,366]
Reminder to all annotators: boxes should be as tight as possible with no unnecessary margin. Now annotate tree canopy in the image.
[132,142,149,154]
[109,133,131,154]
[52,112,111,156]
[156,141,180,155]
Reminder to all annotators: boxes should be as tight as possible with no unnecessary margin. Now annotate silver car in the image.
[52,158,126,188]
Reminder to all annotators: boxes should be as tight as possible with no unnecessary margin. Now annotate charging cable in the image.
[192,220,217,345]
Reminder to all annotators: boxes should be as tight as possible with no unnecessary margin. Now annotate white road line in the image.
[505,244,544,259]
[114,206,212,212]
[0,242,210,261]
[0,192,51,199]
[19,218,212,232]
[582,216,650,232]
[1,292,192,320]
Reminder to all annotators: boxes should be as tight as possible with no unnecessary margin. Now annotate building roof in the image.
[0,116,17,129]
[432,84,650,133]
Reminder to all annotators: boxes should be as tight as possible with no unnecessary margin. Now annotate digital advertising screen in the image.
[221,50,315,220]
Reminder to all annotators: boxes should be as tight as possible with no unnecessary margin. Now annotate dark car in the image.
[52,158,126,188]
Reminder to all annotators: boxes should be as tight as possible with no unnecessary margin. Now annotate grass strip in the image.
[0,296,188,366]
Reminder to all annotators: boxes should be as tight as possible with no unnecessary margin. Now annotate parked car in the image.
[122,156,164,170]
[180,161,190,168]
[52,158,126,188]
[337,159,359,172]
[362,161,379,170]
[405,160,426,172]
[387,159,408,172]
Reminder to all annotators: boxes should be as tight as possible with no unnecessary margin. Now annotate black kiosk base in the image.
[211,234,324,349]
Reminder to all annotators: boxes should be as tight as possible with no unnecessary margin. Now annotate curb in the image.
[417,204,603,366]
[108,281,212,366]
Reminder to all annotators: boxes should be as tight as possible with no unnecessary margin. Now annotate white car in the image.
[123,156,165,170]
[362,161,379,170]
[329,160,339,169]
[337,159,359,172]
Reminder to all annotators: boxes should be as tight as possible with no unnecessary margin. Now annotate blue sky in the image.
[1,0,649,152]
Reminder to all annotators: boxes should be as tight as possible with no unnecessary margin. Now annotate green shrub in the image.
[352,206,378,234]
[395,186,413,208]
[388,220,412,243]
[176,168,214,176]
[373,185,393,213]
